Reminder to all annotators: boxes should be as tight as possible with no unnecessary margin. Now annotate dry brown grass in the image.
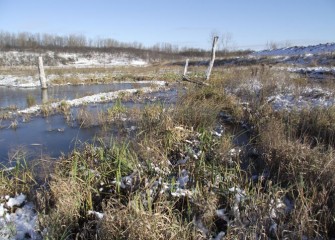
[100,197,195,240]
[4,62,335,239]
[251,103,335,237]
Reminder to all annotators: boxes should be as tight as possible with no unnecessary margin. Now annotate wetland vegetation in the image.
[1,39,335,239]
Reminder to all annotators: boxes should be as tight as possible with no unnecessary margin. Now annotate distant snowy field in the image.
[0,50,147,67]
[0,50,148,88]
[253,43,335,57]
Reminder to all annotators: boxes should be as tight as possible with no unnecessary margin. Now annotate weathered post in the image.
[41,89,48,104]
[183,58,189,77]
[205,36,219,81]
[38,56,47,89]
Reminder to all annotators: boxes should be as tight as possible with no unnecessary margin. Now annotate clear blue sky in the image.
[0,0,334,50]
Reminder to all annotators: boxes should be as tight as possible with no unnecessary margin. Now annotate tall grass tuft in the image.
[26,94,36,107]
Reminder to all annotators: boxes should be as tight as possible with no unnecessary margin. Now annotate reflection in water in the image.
[41,89,48,104]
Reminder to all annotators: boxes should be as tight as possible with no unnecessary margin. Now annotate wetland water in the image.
[0,82,154,109]
[0,83,177,165]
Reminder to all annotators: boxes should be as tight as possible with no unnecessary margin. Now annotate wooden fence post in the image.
[41,89,48,104]
[38,56,47,89]
[205,36,219,81]
[183,58,189,77]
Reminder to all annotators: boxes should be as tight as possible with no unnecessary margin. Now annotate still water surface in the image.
[0,84,177,165]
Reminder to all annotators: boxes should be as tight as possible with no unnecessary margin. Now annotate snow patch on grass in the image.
[0,194,41,240]
[268,87,335,111]
[0,75,40,88]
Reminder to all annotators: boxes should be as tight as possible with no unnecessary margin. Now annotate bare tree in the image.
[221,32,233,53]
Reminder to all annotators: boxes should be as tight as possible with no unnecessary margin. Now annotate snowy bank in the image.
[0,50,148,67]
[253,43,335,57]
[18,82,166,114]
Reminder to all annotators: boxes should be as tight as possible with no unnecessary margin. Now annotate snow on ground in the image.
[0,50,148,67]
[0,194,41,240]
[286,66,335,73]
[253,43,335,57]
[0,75,40,88]
[73,55,147,67]
[227,76,335,111]
[286,66,335,79]
[268,87,335,111]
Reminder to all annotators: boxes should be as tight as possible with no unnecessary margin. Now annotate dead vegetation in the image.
[2,61,335,239]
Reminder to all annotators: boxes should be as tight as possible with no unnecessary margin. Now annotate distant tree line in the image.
[0,31,252,59]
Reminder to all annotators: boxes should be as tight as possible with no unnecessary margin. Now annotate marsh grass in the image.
[26,94,36,107]
[4,62,335,239]
[107,98,127,120]
[254,113,335,237]
[0,151,36,196]
[37,141,137,239]
[45,64,183,86]
[40,103,54,117]
[8,119,18,129]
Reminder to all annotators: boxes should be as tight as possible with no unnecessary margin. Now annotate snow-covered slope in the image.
[0,51,148,67]
[253,43,335,57]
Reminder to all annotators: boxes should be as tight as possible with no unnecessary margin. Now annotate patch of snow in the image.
[0,75,40,88]
[212,125,224,137]
[216,209,229,222]
[268,87,335,111]
[253,43,335,57]
[0,195,41,240]
[6,193,26,208]
[0,204,6,217]
[171,188,193,197]
[119,175,133,189]
[2,167,15,172]
[88,210,104,220]
[0,50,148,67]
[269,198,286,219]
[228,148,241,158]
[229,186,246,203]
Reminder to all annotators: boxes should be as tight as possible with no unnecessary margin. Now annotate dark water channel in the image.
[0,83,178,166]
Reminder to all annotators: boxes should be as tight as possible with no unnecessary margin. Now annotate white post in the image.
[38,56,47,89]
[183,58,189,77]
[205,36,219,81]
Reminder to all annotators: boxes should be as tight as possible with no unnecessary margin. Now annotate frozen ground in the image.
[268,87,335,111]
[230,77,335,111]
[253,43,335,57]
[286,66,335,79]
[247,43,335,69]
[0,75,40,88]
